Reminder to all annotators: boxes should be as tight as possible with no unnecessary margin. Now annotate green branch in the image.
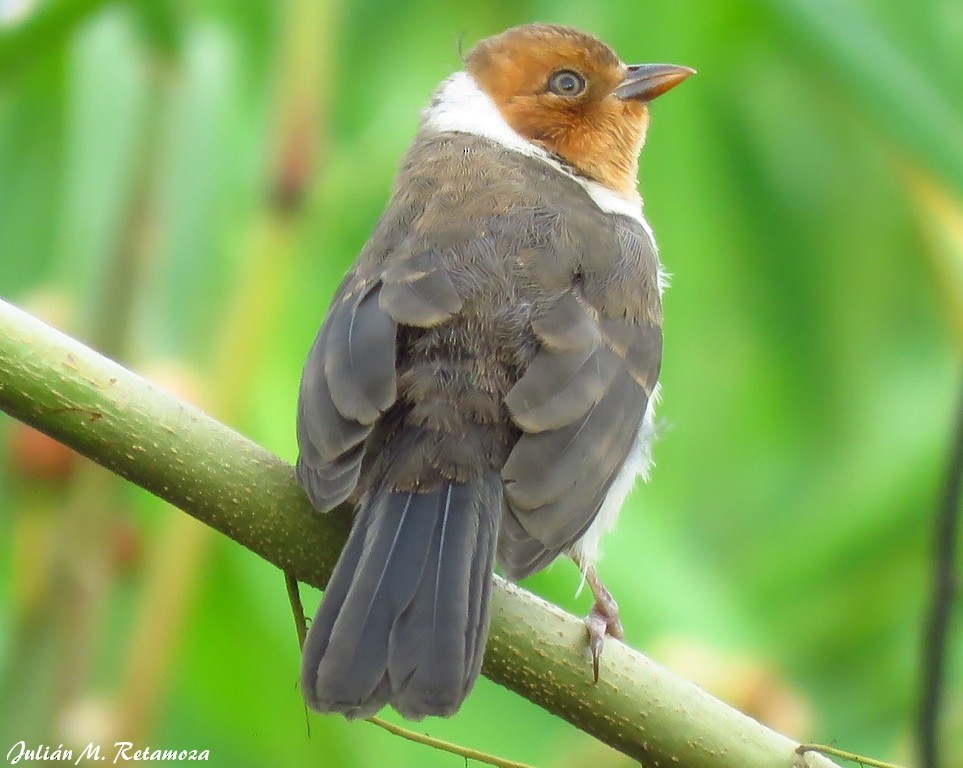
[0,298,840,768]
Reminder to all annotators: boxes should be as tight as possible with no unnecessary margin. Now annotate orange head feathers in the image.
[464,24,694,197]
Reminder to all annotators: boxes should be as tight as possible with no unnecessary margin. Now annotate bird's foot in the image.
[580,565,623,683]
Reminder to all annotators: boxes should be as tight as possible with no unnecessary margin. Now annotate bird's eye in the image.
[547,69,586,97]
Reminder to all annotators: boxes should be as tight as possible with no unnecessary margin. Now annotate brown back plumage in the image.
[301,130,661,531]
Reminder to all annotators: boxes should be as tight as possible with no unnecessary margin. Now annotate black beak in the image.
[614,63,696,102]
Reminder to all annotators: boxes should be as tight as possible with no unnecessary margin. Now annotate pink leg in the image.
[575,559,624,682]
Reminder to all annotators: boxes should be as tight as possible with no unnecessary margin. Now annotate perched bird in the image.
[296,23,693,720]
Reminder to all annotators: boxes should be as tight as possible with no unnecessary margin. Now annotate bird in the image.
[295,22,693,721]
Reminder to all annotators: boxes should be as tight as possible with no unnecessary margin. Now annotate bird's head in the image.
[463,24,694,197]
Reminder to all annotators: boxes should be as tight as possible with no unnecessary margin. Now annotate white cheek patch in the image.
[424,71,654,242]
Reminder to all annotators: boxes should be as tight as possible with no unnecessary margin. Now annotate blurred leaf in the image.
[907,170,963,352]
[131,0,185,61]
[51,10,150,317]
[766,0,963,200]
[0,60,66,292]
[0,0,124,82]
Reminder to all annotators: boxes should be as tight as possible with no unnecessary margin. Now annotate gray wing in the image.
[498,290,662,579]
[296,248,462,511]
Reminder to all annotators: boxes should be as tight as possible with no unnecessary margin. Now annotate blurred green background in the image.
[1,0,961,766]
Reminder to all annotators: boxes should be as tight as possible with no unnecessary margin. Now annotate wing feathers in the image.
[601,316,662,394]
[506,372,644,547]
[530,291,601,351]
[297,364,368,464]
[380,249,463,327]
[297,282,397,512]
[500,290,661,564]
[505,344,619,432]
[505,292,619,432]
[324,284,398,424]
[298,253,465,514]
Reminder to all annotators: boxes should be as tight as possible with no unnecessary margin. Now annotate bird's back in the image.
[347,130,662,505]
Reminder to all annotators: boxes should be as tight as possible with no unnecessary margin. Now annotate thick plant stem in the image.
[0,299,840,768]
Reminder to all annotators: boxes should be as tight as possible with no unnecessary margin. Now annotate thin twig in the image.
[367,716,536,768]
[797,744,906,768]
[284,572,312,738]
[285,572,308,649]
[918,379,963,768]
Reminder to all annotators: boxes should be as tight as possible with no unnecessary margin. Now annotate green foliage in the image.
[0,0,959,766]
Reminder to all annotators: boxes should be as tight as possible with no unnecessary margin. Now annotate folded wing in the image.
[499,290,661,578]
[296,248,463,511]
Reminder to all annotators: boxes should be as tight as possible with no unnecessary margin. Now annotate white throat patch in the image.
[424,71,655,242]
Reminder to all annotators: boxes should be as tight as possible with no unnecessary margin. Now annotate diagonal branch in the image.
[0,298,839,768]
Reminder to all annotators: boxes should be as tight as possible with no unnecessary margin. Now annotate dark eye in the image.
[547,69,586,97]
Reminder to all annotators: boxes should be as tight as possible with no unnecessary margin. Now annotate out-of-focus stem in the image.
[917,384,963,768]
[0,38,171,743]
[114,0,340,740]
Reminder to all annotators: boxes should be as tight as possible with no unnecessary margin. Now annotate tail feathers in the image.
[300,474,499,720]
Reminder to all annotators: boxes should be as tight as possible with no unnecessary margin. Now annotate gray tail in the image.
[300,472,500,720]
